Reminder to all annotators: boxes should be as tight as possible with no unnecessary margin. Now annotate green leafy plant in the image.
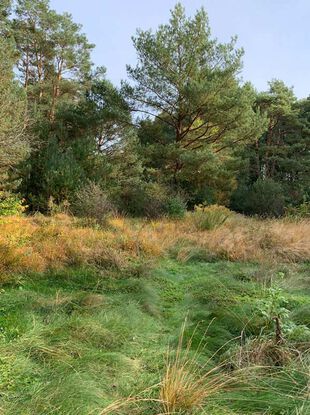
[0,192,26,216]
[255,286,310,343]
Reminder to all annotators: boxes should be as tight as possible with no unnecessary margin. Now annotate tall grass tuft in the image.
[191,204,232,231]
[159,320,233,414]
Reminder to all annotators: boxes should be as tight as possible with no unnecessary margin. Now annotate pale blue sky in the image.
[50,0,310,98]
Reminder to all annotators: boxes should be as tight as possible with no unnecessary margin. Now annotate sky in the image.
[50,0,310,98]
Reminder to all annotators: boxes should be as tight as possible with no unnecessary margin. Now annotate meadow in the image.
[1,0,309,413]
[0,212,309,414]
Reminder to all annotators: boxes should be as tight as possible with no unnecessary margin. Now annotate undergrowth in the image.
[0,213,309,281]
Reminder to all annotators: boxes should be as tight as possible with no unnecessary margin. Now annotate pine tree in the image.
[124,3,265,198]
[0,36,29,191]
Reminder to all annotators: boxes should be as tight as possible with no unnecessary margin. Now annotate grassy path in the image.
[0,260,309,414]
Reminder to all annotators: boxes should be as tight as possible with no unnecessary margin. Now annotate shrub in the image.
[249,179,285,217]
[113,182,186,219]
[71,182,115,224]
[191,204,232,230]
[0,192,26,216]
[144,182,169,218]
[111,182,162,217]
[231,179,285,217]
[163,194,186,219]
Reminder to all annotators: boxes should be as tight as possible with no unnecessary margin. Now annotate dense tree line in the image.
[0,1,309,217]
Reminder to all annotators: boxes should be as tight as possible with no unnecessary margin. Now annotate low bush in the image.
[111,182,163,218]
[231,179,286,217]
[0,192,25,216]
[163,194,186,219]
[71,182,115,224]
[113,182,186,219]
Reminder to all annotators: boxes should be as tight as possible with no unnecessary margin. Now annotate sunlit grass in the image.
[0,213,309,280]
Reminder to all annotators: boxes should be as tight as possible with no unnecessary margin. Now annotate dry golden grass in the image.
[230,337,300,369]
[0,214,137,276]
[126,214,310,264]
[159,321,233,414]
[0,213,309,277]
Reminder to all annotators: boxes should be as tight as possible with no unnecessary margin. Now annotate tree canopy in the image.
[0,1,309,217]
[0,36,29,191]
[124,3,264,151]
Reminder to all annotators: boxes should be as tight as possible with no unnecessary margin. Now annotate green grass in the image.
[0,260,309,414]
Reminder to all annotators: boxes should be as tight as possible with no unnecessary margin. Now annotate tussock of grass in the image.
[228,337,302,368]
[160,320,233,414]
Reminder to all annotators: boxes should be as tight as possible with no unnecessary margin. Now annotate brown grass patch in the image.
[0,213,309,278]
[231,338,299,368]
